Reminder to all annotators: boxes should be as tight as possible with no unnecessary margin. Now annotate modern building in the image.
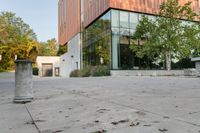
[58,0,200,77]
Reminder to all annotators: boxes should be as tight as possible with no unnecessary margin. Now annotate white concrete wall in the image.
[60,34,81,77]
[36,56,60,77]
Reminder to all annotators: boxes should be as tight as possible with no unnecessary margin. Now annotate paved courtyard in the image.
[0,72,200,133]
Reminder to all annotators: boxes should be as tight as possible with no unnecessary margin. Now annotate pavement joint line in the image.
[69,91,200,128]
[174,118,200,127]
[174,110,200,118]
[24,104,41,133]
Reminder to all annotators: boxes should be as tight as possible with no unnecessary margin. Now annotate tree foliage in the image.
[130,0,200,70]
[0,12,36,45]
[0,12,39,71]
[38,38,58,56]
[57,44,68,56]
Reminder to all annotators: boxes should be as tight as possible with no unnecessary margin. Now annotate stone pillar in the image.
[196,62,200,77]
[13,60,33,103]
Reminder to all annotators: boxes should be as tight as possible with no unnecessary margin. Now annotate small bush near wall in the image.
[79,66,91,77]
[70,69,79,77]
[70,66,110,77]
[91,66,110,77]
[32,67,39,75]
[0,68,5,72]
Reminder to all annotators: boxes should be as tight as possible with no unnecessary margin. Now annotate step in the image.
[111,70,184,76]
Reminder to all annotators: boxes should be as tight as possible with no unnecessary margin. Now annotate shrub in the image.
[0,68,5,72]
[32,67,39,75]
[70,66,110,78]
[70,69,79,77]
[91,66,110,77]
[79,66,91,77]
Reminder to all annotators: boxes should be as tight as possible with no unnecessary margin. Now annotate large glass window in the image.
[130,29,136,36]
[120,36,129,45]
[111,10,134,69]
[120,28,129,36]
[130,13,138,29]
[84,9,178,70]
[111,10,119,27]
[83,11,111,67]
[148,15,156,21]
[112,35,119,69]
[83,9,197,70]
[112,27,119,35]
[119,43,134,69]
[120,11,129,28]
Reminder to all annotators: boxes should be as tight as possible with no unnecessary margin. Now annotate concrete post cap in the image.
[15,60,33,63]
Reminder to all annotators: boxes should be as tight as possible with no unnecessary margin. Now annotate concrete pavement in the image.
[0,72,200,133]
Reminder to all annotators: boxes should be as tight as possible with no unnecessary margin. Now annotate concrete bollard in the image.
[13,60,33,103]
[191,58,200,77]
[196,62,200,77]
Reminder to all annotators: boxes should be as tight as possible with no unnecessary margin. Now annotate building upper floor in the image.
[58,0,200,45]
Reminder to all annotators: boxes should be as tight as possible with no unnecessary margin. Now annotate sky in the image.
[0,0,58,42]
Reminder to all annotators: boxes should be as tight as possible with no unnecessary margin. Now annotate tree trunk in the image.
[166,52,171,71]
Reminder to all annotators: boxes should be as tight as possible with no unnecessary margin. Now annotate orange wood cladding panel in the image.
[58,0,81,45]
[84,0,110,27]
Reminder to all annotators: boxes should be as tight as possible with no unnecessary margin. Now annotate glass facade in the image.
[111,10,139,69]
[83,11,111,67]
[83,9,192,70]
[83,9,159,70]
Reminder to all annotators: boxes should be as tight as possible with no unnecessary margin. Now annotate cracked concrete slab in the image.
[0,72,200,133]
[0,103,38,133]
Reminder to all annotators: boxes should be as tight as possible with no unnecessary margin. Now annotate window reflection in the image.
[120,36,129,45]
[84,9,186,70]
[111,10,119,27]
[130,13,138,29]
[83,11,111,67]
[112,28,119,35]
[112,35,119,69]
[120,28,129,36]
[120,11,129,28]
[130,29,136,36]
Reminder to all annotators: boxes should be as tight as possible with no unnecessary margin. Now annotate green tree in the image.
[0,12,38,71]
[57,44,68,56]
[47,38,58,56]
[0,12,36,45]
[38,38,58,56]
[130,0,200,70]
